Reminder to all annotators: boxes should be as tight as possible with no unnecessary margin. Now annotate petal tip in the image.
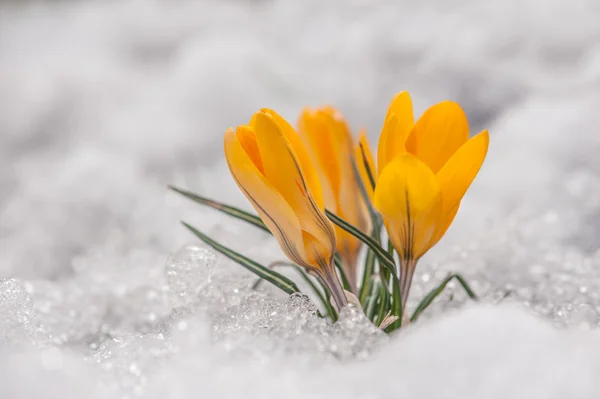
[224,127,236,143]
[391,90,412,101]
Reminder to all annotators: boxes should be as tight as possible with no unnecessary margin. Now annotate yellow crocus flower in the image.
[223,108,348,310]
[373,92,489,305]
[298,107,373,291]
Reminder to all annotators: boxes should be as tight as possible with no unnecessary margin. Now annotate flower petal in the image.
[299,107,370,275]
[377,91,414,176]
[297,107,340,209]
[436,129,489,215]
[327,110,369,237]
[257,108,325,210]
[224,128,307,264]
[405,101,469,173]
[374,154,443,260]
[253,111,335,257]
[235,125,264,174]
[301,230,332,270]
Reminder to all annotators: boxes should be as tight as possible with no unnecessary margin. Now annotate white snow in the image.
[1,0,600,397]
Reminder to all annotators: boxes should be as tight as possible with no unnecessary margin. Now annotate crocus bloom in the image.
[224,108,348,310]
[373,92,489,306]
[298,107,373,291]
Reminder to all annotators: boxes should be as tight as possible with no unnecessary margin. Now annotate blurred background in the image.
[2,1,600,398]
[2,0,599,280]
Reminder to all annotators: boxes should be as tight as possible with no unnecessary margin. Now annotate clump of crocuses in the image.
[171,91,489,333]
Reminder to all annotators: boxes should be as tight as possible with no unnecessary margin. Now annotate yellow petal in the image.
[374,154,443,261]
[235,125,264,174]
[405,101,469,173]
[299,107,371,286]
[223,128,307,265]
[301,229,348,309]
[257,108,325,210]
[301,230,333,271]
[298,107,353,200]
[297,108,340,210]
[384,91,414,122]
[253,111,335,258]
[337,130,377,277]
[436,129,489,215]
[326,111,368,233]
[356,130,376,199]
[377,91,414,176]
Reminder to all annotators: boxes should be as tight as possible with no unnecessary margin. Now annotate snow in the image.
[1,0,600,397]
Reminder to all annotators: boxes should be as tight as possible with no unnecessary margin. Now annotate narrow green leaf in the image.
[380,261,390,286]
[334,254,353,293]
[410,273,478,322]
[380,239,394,290]
[350,157,382,231]
[365,278,380,322]
[454,274,478,299]
[182,222,299,295]
[375,280,391,326]
[358,247,376,305]
[357,140,376,192]
[358,223,383,306]
[170,186,270,233]
[325,210,396,276]
[385,273,403,333]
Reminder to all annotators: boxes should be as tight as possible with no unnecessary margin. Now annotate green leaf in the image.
[410,273,477,322]
[385,273,403,333]
[358,223,384,306]
[170,186,270,233]
[365,278,380,322]
[358,246,376,306]
[350,157,382,231]
[252,261,332,319]
[357,140,376,192]
[325,210,396,276]
[380,239,394,289]
[182,222,299,295]
[375,279,391,326]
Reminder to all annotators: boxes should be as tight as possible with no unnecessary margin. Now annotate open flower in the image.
[298,107,373,291]
[224,108,348,310]
[373,92,489,306]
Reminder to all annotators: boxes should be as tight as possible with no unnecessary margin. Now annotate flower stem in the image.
[399,259,417,310]
[321,267,348,311]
